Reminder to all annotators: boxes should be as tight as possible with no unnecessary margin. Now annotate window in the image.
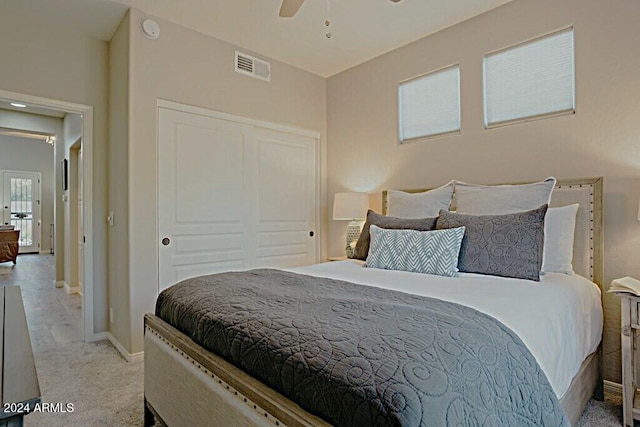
[398,65,460,142]
[483,27,575,128]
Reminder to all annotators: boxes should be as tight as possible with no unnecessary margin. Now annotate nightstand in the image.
[619,293,640,426]
[327,256,348,262]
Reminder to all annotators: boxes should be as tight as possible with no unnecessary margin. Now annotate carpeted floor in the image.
[3,255,626,426]
[26,340,145,427]
[0,255,145,426]
[578,391,623,426]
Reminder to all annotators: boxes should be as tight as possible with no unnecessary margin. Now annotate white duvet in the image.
[289,260,603,400]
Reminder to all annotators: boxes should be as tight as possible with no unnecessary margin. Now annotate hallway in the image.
[0,254,146,426]
[0,254,82,351]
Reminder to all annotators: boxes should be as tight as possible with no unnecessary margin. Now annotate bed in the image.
[144,177,603,426]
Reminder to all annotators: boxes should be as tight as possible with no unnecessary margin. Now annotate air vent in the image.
[235,51,271,82]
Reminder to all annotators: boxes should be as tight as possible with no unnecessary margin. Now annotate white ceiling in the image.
[2,0,512,77]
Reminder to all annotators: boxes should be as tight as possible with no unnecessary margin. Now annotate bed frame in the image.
[144,177,604,427]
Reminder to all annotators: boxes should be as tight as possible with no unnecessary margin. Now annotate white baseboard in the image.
[91,332,109,341]
[64,282,81,294]
[54,280,65,288]
[107,332,144,362]
[604,380,622,396]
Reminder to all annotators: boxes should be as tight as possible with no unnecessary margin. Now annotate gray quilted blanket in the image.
[156,269,568,426]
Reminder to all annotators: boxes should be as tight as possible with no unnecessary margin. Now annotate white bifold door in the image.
[158,106,319,293]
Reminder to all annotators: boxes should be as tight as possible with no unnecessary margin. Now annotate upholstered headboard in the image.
[382,177,603,287]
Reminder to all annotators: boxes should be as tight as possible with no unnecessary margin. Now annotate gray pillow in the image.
[351,210,437,260]
[365,225,465,277]
[436,205,548,281]
[387,181,454,218]
[454,177,556,215]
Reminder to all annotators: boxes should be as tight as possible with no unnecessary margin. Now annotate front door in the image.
[2,171,41,253]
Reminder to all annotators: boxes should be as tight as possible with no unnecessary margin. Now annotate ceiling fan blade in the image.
[390,0,402,3]
[279,0,305,17]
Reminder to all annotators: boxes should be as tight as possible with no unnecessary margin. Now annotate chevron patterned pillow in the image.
[365,225,465,277]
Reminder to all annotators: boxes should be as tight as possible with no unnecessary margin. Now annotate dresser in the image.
[0,286,40,426]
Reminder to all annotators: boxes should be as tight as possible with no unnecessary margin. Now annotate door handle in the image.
[162,237,170,246]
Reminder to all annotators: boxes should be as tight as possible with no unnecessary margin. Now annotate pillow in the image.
[387,181,454,218]
[542,204,579,274]
[436,205,548,281]
[454,177,556,215]
[351,210,437,260]
[365,225,465,277]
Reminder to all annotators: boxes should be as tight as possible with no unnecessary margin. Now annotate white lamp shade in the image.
[333,192,369,220]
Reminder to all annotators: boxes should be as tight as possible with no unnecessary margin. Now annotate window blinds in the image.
[399,65,460,142]
[483,28,575,127]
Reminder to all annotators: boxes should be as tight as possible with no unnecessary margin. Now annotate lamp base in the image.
[345,220,364,258]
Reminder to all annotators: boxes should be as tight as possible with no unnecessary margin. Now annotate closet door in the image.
[158,108,254,292]
[254,127,317,269]
[158,106,319,293]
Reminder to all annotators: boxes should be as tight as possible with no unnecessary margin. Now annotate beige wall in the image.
[120,8,327,353]
[327,0,640,383]
[108,11,132,351]
[0,12,110,335]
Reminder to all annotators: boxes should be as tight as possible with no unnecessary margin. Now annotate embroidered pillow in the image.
[454,177,555,215]
[436,205,548,281]
[351,210,437,261]
[365,225,465,277]
[387,181,454,218]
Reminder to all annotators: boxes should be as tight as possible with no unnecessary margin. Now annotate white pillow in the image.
[454,177,556,215]
[542,204,579,274]
[387,181,454,218]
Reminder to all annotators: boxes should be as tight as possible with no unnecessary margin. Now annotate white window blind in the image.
[399,65,460,142]
[484,28,575,127]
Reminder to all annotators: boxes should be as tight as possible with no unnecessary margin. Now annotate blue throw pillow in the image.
[365,225,465,277]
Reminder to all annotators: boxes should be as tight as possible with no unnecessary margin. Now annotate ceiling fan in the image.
[279,0,402,18]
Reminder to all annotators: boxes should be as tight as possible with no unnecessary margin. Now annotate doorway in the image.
[69,139,83,295]
[2,170,41,253]
[0,89,96,342]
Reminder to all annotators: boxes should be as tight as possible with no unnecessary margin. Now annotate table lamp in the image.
[333,192,369,257]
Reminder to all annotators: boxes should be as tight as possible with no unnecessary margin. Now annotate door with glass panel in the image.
[2,171,41,253]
